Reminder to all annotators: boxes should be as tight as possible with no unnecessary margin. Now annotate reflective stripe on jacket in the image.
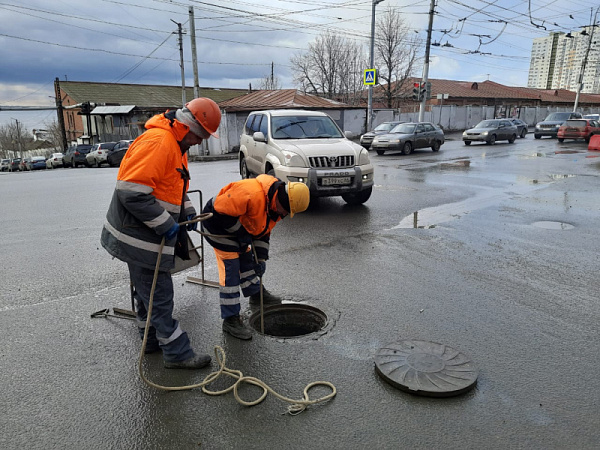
[101,112,196,271]
[202,174,282,261]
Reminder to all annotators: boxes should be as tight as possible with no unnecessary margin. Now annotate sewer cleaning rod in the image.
[137,214,336,414]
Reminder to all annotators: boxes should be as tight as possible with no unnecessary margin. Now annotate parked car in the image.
[359,121,404,149]
[0,158,9,171]
[46,152,64,169]
[8,158,21,172]
[107,140,134,167]
[26,156,47,170]
[238,109,374,205]
[19,158,31,171]
[86,142,117,167]
[509,118,528,138]
[557,119,600,143]
[534,112,582,139]
[371,122,445,155]
[63,144,93,168]
[463,119,518,145]
[583,114,599,121]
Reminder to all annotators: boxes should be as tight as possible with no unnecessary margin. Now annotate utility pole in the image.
[573,6,599,112]
[14,119,23,158]
[418,0,436,123]
[367,0,384,132]
[189,7,200,99]
[271,62,274,88]
[171,19,186,106]
[54,77,67,151]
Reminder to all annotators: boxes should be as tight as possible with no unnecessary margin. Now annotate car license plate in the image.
[322,176,351,186]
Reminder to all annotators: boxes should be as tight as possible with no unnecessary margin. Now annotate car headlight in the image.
[358,148,370,165]
[281,150,304,167]
[462,131,467,136]
[481,131,488,136]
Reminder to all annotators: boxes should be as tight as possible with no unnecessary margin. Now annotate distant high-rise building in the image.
[527,28,600,94]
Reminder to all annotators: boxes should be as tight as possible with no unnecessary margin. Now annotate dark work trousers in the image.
[128,263,194,362]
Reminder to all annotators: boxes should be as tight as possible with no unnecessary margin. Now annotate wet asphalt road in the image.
[1,135,599,449]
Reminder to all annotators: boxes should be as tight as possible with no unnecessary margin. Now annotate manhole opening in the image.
[249,304,327,338]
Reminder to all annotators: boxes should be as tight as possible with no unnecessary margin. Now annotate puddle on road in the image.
[393,182,548,230]
[532,221,574,230]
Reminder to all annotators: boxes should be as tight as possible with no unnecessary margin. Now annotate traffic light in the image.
[425,81,432,100]
[412,82,420,101]
[420,84,427,101]
[79,101,91,115]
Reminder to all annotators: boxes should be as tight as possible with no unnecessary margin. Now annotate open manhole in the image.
[249,304,327,338]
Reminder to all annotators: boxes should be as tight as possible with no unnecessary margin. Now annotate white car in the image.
[86,142,118,168]
[1,158,9,171]
[238,110,374,204]
[46,153,64,169]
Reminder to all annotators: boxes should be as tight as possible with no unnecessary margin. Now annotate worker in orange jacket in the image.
[202,175,310,339]
[101,97,221,369]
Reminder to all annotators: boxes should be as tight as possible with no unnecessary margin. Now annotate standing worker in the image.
[101,97,221,369]
[202,175,310,340]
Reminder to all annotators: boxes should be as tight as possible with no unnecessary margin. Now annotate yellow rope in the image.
[137,219,337,414]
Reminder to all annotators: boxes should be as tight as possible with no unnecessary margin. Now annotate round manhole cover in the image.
[532,221,574,230]
[249,304,327,338]
[375,340,478,397]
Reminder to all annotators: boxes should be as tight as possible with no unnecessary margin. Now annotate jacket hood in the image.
[145,112,189,142]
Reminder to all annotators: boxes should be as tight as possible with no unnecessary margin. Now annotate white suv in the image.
[238,110,374,204]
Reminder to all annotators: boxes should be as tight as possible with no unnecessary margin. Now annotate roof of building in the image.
[59,81,247,109]
[218,89,356,111]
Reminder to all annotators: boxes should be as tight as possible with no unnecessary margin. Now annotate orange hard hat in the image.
[185,97,221,138]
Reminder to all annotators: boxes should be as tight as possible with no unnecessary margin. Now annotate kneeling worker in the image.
[202,175,310,339]
[101,97,221,369]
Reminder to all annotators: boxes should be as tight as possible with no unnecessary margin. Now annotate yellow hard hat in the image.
[286,182,310,217]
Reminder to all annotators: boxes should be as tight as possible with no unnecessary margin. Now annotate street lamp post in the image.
[367,0,384,132]
[573,6,599,112]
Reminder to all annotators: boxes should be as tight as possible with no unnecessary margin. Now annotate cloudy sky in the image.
[0,0,595,132]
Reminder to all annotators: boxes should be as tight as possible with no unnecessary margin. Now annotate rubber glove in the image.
[239,234,252,248]
[186,214,197,231]
[164,223,179,240]
[254,260,266,277]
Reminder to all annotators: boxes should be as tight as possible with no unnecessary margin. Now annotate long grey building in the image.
[527,27,600,94]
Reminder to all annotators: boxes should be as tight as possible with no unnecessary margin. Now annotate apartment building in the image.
[527,27,600,94]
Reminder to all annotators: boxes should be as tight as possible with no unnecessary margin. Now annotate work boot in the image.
[249,287,282,306]
[222,315,253,340]
[144,341,161,354]
[164,353,212,370]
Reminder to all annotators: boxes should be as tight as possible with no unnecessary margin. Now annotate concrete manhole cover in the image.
[375,340,478,397]
[532,221,574,230]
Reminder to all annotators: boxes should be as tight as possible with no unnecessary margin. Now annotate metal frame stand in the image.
[186,189,219,288]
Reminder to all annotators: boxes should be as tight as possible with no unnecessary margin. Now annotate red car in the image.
[557,119,600,143]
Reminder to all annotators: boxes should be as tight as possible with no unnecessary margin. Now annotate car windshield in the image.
[475,120,499,128]
[564,120,587,128]
[546,112,571,121]
[374,122,397,132]
[32,157,45,162]
[271,116,343,139]
[390,123,416,134]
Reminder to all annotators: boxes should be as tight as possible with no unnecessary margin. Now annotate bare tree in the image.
[258,62,282,90]
[374,5,423,108]
[43,120,63,152]
[291,32,366,103]
[0,121,33,158]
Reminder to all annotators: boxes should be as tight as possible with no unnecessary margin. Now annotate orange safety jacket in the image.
[101,112,196,271]
[201,174,284,261]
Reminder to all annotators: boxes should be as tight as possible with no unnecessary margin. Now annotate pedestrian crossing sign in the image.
[364,69,376,86]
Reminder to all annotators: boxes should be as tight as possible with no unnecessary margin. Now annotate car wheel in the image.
[73,161,77,168]
[376,149,385,155]
[558,138,564,143]
[508,134,516,144]
[486,135,496,145]
[534,134,541,139]
[240,157,250,179]
[342,187,372,205]
[93,159,99,168]
[520,129,527,138]
[431,140,441,152]
[464,141,471,146]
[402,142,412,155]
